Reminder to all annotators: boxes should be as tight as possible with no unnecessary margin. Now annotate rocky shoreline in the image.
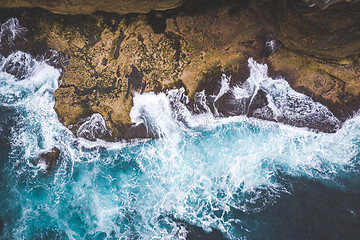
[0,0,359,141]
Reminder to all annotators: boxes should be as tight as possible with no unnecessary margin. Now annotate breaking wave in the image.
[0,19,360,240]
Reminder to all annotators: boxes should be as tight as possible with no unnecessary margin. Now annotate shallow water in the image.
[1,19,360,240]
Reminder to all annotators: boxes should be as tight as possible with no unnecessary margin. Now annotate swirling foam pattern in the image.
[0,50,360,239]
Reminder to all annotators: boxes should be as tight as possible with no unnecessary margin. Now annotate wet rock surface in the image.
[194,59,341,133]
[267,50,360,121]
[73,113,112,141]
[174,220,227,240]
[303,0,359,9]
[37,147,60,172]
[0,0,359,139]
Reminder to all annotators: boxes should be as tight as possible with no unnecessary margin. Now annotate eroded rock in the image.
[267,49,360,121]
[275,0,360,59]
[37,147,60,172]
[0,0,184,15]
[74,113,112,141]
[207,59,341,133]
[0,0,359,139]
[12,2,263,139]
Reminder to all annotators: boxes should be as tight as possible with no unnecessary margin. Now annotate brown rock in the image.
[11,2,265,139]
[0,0,184,15]
[303,0,359,9]
[275,0,360,59]
[37,147,61,171]
[1,0,360,139]
[267,49,360,120]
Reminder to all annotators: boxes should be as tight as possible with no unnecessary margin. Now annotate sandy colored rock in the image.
[0,0,184,14]
[1,0,360,139]
[268,49,360,119]
[12,2,265,139]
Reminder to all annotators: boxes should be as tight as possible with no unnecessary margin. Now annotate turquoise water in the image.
[1,22,360,240]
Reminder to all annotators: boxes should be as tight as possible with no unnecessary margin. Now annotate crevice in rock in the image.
[126,65,145,99]
[113,30,124,59]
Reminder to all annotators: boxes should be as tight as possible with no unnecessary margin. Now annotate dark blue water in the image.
[1,20,360,240]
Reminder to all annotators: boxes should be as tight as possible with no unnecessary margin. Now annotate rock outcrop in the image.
[0,0,359,139]
[0,0,184,15]
[37,147,61,172]
[268,50,360,121]
[263,0,360,120]
[4,1,265,139]
[277,0,360,59]
[0,0,358,14]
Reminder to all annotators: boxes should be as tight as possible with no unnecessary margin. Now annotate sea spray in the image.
[215,58,341,132]
[0,18,26,47]
[0,41,359,239]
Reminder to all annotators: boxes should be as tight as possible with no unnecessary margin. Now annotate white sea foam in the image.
[214,74,231,103]
[77,113,110,141]
[1,47,360,239]
[121,59,357,238]
[76,137,147,150]
[0,18,26,47]
[265,39,276,54]
[228,58,340,129]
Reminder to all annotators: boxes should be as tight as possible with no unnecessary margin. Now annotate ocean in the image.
[0,18,360,240]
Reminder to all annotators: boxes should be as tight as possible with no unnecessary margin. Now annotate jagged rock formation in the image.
[260,0,360,119]
[5,2,266,139]
[0,0,184,14]
[37,147,61,172]
[0,0,359,139]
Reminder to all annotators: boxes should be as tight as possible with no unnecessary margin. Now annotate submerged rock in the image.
[37,147,60,172]
[0,51,34,80]
[166,217,227,240]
